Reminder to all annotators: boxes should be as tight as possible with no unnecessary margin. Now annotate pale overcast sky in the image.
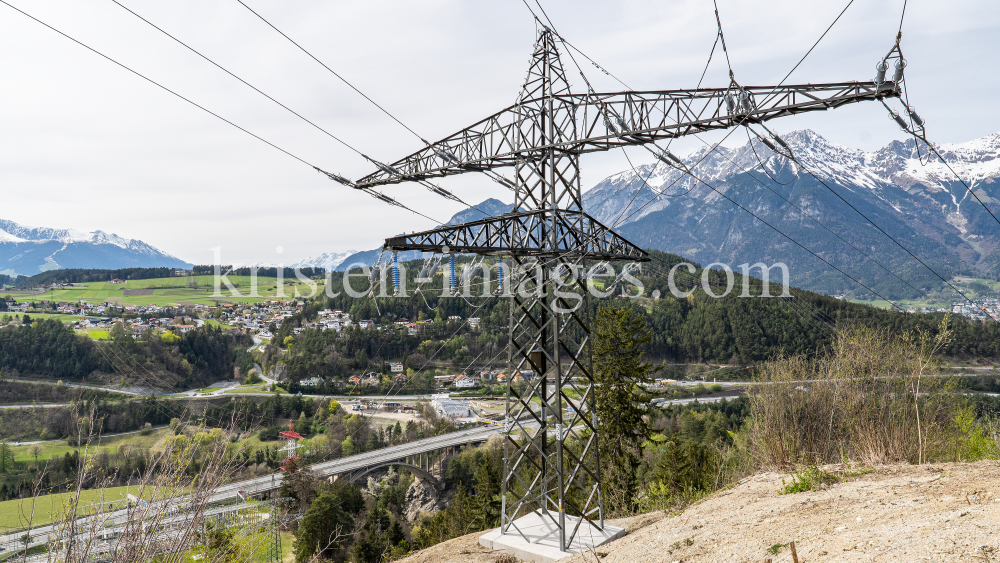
[1,0,998,265]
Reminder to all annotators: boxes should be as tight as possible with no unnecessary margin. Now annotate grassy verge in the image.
[226,385,269,394]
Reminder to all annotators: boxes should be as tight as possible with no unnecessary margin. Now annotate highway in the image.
[207,423,502,500]
[0,422,508,552]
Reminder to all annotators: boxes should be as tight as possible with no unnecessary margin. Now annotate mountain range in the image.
[585,129,999,299]
[5,129,997,300]
[292,250,358,271]
[0,219,191,276]
[332,130,1000,300]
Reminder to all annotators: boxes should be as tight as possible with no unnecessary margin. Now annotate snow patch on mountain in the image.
[293,250,358,271]
[0,228,27,243]
[0,218,191,275]
[584,129,1000,230]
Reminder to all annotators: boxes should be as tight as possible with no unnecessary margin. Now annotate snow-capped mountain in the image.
[584,129,1000,298]
[0,219,192,276]
[292,250,358,271]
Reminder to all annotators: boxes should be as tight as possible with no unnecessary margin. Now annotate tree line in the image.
[11,267,180,288]
[0,319,252,388]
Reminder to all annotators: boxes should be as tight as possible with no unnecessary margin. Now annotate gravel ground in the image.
[562,461,1000,563]
[397,461,1000,563]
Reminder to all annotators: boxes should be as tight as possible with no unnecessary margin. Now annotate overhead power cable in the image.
[0,0,317,169]
[758,0,856,108]
[778,138,998,321]
[927,145,1000,228]
[235,0,429,145]
[229,0,512,215]
[674,166,905,312]
[0,1,441,224]
[112,0,365,158]
[113,0,472,219]
[715,129,930,302]
[533,0,926,320]
[879,98,1000,231]
[229,0,503,213]
[525,0,858,227]
[525,0,925,314]
[712,0,734,77]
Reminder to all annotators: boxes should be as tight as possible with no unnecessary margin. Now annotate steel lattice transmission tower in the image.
[346,28,904,551]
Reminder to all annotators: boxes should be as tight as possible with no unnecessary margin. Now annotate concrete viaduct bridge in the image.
[0,422,516,554]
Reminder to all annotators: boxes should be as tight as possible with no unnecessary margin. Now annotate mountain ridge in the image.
[584,129,1000,299]
[0,219,192,276]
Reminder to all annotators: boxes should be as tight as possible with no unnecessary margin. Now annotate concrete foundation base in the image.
[478,512,625,563]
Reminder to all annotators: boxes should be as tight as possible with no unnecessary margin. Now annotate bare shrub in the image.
[7,408,266,563]
[746,321,959,467]
[493,552,521,563]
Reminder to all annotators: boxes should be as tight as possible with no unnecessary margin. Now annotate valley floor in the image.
[400,461,1000,562]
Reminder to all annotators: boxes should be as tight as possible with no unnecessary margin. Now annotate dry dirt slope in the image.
[397,461,1000,563]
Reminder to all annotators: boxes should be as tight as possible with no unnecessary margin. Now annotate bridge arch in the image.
[340,462,440,487]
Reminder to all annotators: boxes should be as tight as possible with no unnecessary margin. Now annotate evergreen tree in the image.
[295,490,354,562]
[470,458,501,529]
[0,443,12,472]
[592,303,654,515]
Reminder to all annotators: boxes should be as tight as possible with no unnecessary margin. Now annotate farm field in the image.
[1,313,78,323]
[0,481,182,531]
[225,385,270,394]
[3,276,324,308]
[0,485,138,530]
[76,328,111,340]
[9,429,171,464]
[850,298,952,311]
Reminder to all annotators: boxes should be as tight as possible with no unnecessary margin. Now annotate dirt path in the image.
[398,461,1000,562]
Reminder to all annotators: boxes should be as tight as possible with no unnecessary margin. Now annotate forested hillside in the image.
[11,267,178,288]
[0,319,252,388]
[263,251,999,385]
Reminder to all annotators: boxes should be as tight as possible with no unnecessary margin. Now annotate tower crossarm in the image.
[383,209,649,261]
[355,80,899,187]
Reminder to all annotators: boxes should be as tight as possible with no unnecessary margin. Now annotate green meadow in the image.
[0,485,139,530]
[4,276,324,308]
[9,428,171,464]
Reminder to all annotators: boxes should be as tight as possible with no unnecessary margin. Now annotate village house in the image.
[454,374,478,388]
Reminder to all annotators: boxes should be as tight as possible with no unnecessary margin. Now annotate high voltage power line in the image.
[525,0,997,321]
[2,0,990,418]
[0,0,443,225]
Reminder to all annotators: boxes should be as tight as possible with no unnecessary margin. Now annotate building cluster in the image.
[949,299,1000,321]
[70,314,199,333]
[5,299,191,318]
[431,369,526,388]
[217,301,301,338]
[294,310,478,338]
[898,299,1000,321]
[345,370,410,388]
